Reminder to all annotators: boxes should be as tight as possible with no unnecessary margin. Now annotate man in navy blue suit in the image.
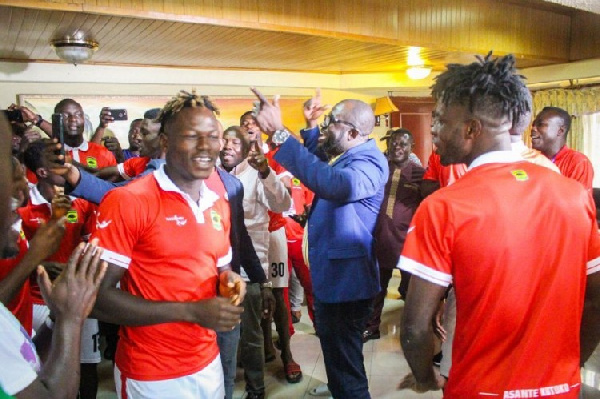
[251,88,388,399]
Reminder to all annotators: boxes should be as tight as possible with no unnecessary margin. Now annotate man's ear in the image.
[159,132,168,152]
[36,167,48,179]
[349,129,360,140]
[465,119,482,139]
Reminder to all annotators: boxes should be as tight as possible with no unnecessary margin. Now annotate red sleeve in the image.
[122,158,138,178]
[92,189,144,269]
[398,195,453,287]
[423,152,441,181]
[570,159,594,191]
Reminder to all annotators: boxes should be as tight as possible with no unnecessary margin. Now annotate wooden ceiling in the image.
[0,0,599,74]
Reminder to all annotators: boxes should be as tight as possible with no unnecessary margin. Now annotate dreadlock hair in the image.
[156,90,220,134]
[431,52,530,127]
[539,106,572,138]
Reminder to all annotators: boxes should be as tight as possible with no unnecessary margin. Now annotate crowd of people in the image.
[0,52,598,399]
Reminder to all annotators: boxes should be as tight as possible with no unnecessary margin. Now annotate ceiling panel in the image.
[0,5,575,74]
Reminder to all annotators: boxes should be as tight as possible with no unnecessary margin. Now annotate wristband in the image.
[35,114,43,127]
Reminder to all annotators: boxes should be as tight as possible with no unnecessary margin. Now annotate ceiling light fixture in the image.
[406,46,432,80]
[406,65,432,80]
[51,31,99,66]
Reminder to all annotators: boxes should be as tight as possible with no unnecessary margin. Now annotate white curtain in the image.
[582,112,600,187]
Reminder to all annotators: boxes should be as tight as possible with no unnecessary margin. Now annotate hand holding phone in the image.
[109,108,128,121]
[3,109,23,123]
[51,114,65,164]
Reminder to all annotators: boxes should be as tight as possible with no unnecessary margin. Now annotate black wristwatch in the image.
[35,114,44,127]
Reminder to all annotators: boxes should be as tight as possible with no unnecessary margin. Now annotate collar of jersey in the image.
[468,150,524,171]
[29,185,77,207]
[153,163,219,221]
[63,140,89,152]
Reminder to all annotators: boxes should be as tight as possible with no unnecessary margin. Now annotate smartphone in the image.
[109,108,128,121]
[51,113,65,164]
[2,109,23,123]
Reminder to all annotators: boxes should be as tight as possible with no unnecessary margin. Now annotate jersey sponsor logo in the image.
[29,217,44,225]
[166,215,187,226]
[510,169,529,181]
[211,210,222,231]
[86,157,98,168]
[501,382,571,398]
[96,219,112,229]
[66,210,78,223]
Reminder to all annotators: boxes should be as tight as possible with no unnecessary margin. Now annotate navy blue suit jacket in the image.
[274,127,389,303]
[67,160,265,282]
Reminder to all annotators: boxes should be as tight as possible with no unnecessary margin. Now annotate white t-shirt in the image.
[230,159,291,280]
[0,302,40,395]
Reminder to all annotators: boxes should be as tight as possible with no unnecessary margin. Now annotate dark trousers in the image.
[365,268,393,334]
[314,298,373,399]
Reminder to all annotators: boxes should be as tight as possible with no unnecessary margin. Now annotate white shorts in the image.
[267,227,289,288]
[32,304,101,364]
[114,355,224,399]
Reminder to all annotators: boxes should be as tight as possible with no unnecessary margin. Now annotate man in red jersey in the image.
[19,141,101,399]
[53,99,117,171]
[0,157,65,334]
[398,53,600,398]
[420,150,467,198]
[91,91,245,399]
[531,106,594,190]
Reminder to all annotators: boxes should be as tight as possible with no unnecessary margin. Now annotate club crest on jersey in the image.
[292,178,301,186]
[66,210,78,223]
[211,210,223,231]
[511,170,529,181]
[86,157,98,168]
[166,215,187,226]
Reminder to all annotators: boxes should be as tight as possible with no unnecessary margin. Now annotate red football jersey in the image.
[0,232,32,334]
[18,188,96,304]
[118,156,150,180]
[283,178,314,241]
[423,151,468,188]
[553,145,594,190]
[93,166,232,381]
[66,141,117,169]
[400,156,600,398]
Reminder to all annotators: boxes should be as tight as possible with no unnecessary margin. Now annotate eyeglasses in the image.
[321,113,359,133]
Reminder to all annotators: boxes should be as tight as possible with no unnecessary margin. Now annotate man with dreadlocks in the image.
[397,53,600,397]
[90,91,245,398]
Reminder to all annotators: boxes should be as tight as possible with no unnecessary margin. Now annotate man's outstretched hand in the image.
[38,240,107,325]
[250,87,284,134]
